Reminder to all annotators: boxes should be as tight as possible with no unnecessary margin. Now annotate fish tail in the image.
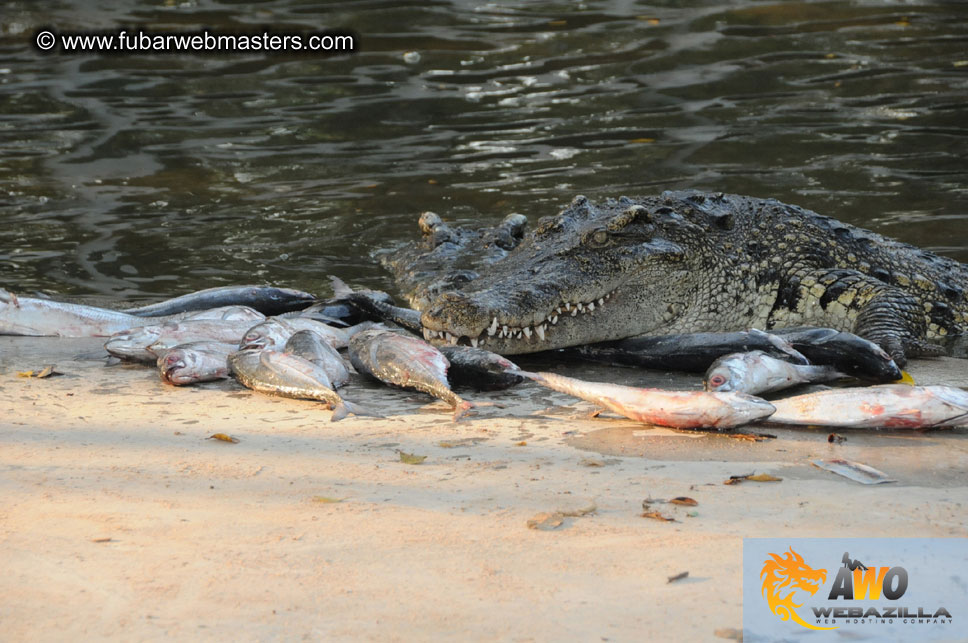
[452,400,474,421]
[516,370,544,382]
[330,398,383,422]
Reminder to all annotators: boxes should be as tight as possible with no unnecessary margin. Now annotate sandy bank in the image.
[1,337,966,640]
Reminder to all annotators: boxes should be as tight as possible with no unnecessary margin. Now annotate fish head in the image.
[159,350,192,384]
[704,355,747,392]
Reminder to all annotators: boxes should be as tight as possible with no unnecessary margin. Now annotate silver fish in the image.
[124,285,316,317]
[156,342,236,385]
[520,371,776,429]
[439,345,523,391]
[240,317,349,350]
[1,289,145,337]
[228,348,375,421]
[180,306,265,322]
[284,329,351,388]
[107,319,259,361]
[348,329,473,420]
[768,385,968,428]
[704,350,844,395]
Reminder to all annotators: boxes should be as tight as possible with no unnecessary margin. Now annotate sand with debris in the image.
[1,336,966,640]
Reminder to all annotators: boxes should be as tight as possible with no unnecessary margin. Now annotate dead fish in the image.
[772,327,902,381]
[768,385,968,428]
[145,319,260,354]
[439,345,524,391]
[240,317,351,351]
[1,288,145,337]
[124,285,316,317]
[180,305,265,322]
[104,326,165,362]
[156,342,236,385]
[227,348,375,421]
[520,371,776,430]
[348,328,473,420]
[284,329,351,388]
[107,319,259,361]
[329,276,423,333]
[704,350,844,395]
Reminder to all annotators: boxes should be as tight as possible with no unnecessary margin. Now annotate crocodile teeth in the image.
[535,324,546,341]
[556,307,563,315]
[564,303,571,311]
[489,317,498,336]
[598,298,604,306]
[570,308,578,317]
[471,338,479,348]
[550,315,558,324]
[523,326,532,338]
[587,302,595,312]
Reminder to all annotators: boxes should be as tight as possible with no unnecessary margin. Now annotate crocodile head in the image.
[419,195,706,354]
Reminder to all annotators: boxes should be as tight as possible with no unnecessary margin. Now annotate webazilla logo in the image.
[760,548,834,631]
[759,547,953,631]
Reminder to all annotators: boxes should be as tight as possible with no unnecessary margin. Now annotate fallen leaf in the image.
[207,433,239,443]
[641,510,676,522]
[667,571,689,583]
[18,365,63,378]
[515,441,527,446]
[312,496,344,504]
[91,537,113,543]
[669,497,698,506]
[747,473,782,482]
[398,451,427,464]
[580,457,605,467]
[527,512,564,530]
[725,472,781,484]
[812,458,896,485]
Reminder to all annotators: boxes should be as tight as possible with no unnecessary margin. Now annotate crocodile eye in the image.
[589,229,609,246]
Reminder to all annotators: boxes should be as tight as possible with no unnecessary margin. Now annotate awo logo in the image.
[759,546,953,632]
[760,548,833,631]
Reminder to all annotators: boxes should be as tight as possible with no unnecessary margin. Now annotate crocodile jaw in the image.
[419,276,689,355]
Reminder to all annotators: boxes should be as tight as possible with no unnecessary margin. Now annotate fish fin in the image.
[516,370,544,382]
[452,400,474,422]
[893,370,916,386]
[751,328,808,364]
[329,275,353,298]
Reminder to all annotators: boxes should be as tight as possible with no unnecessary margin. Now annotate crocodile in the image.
[380,191,968,365]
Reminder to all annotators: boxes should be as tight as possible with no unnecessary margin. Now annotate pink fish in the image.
[768,385,968,428]
[520,371,776,429]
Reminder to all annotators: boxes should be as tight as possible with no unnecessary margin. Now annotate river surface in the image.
[1,0,967,305]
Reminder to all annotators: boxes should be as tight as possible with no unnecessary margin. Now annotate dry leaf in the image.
[667,571,689,584]
[669,497,698,506]
[641,510,676,522]
[527,512,564,530]
[398,451,427,465]
[747,473,782,482]
[580,458,605,467]
[91,537,113,543]
[207,433,239,443]
[515,441,527,446]
[312,496,344,504]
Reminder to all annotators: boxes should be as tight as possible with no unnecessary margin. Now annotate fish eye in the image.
[708,374,726,387]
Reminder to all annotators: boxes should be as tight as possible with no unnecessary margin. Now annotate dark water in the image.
[2,0,967,305]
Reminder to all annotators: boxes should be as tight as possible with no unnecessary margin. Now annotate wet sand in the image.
[2,337,966,640]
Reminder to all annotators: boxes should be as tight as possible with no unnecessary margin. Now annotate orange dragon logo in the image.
[761,548,836,631]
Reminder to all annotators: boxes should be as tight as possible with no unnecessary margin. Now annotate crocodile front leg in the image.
[766,267,941,365]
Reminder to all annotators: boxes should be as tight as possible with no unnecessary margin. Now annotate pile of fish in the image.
[2,283,967,430]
